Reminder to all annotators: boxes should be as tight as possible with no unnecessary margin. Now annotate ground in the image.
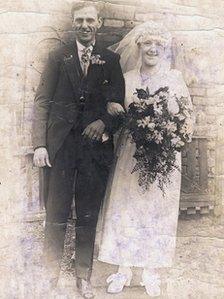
[1,214,224,299]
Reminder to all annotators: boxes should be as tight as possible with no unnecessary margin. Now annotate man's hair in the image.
[71,1,101,20]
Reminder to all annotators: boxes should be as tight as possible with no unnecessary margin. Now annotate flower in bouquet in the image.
[171,136,184,148]
[137,116,155,130]
[176,113,185,121]
[165,120,177,133]
[153,130,163,144]
[153,102,163,115]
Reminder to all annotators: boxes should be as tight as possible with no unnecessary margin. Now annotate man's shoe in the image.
[76,277,95,299]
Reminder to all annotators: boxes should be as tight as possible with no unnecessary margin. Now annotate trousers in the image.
[44,129,113,279]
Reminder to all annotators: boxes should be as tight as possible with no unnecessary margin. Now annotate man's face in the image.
[72,6,102,46]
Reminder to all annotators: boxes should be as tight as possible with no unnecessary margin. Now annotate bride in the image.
[97,21,194,297]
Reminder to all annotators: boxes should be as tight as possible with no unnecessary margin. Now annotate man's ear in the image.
[97,17,103,29]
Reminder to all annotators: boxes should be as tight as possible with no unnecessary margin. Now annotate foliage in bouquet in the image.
[125,86,194,192]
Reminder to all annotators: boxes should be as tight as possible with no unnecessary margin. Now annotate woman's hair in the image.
[134,22,172,48]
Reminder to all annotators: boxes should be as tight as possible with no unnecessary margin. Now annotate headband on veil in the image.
[110,21,172,73]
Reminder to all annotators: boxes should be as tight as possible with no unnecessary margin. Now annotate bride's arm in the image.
[107,69,126,116]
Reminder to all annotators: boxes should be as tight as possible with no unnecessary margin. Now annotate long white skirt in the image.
[98,131,181,268]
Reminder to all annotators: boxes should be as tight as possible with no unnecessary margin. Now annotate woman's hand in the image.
[107,102,125,116]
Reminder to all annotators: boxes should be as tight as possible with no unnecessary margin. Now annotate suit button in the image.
[80,96,85,104]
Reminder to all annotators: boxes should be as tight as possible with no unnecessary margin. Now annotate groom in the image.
[32,2,125,297]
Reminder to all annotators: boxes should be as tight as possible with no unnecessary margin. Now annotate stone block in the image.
[0,11,71,34]
[207,140,216,149]
[135,12,165,22]
[101,3,136,20]
[4,0,70,15]
[192,97,207,106]
[195,110,206,124]
[195,125,216,138]
[189,87,207,97]
[103,19,124,27]
[0,106,17,150]
[105,0,137,4]
[208,156,215,168]
[23,107,34,123]
[0,12,50,34]
[205,106,224,116]
[124,20,141,28]
[206,85,224,97]
[193,97,224,106]
[165,14,219,31]
[206,115,216,125]
[135,2,165,13]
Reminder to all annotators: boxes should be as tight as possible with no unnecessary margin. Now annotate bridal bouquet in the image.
[125,86,194,191]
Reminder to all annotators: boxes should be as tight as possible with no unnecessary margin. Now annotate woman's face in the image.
[140,39,165,67]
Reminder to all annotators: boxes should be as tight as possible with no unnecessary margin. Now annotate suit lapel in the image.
[63,41,83,92]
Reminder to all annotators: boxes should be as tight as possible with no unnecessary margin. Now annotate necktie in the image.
[81,46,93,76]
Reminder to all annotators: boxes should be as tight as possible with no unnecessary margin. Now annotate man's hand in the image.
[33,147,52,168]
[82,119,106,141]
[107,102,125,116]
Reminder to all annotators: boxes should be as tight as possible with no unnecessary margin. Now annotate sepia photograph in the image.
[0,0,224,298]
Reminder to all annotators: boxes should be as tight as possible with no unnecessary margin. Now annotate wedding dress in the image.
[98,67,193,268]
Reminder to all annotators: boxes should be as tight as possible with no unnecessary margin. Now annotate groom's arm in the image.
[104,53,125,104]
[32,51,59,150]
[100,54,125,134]
[82,54,125,141]
[32,51,59,167]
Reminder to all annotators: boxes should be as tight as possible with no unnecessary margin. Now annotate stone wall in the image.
[1,0,224,217]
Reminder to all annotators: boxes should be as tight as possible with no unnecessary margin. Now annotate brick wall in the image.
[1,0,224,216]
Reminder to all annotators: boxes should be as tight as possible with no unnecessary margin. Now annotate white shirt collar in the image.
[76,40,86,53]
[76,40,95,52]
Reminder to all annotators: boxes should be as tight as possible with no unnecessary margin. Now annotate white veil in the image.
[110,21,172,74]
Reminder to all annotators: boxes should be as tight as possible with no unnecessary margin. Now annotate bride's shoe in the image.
[140,269,161,297]
[106,270,133,294]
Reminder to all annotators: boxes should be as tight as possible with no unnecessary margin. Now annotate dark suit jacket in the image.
[32,40,125,162]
